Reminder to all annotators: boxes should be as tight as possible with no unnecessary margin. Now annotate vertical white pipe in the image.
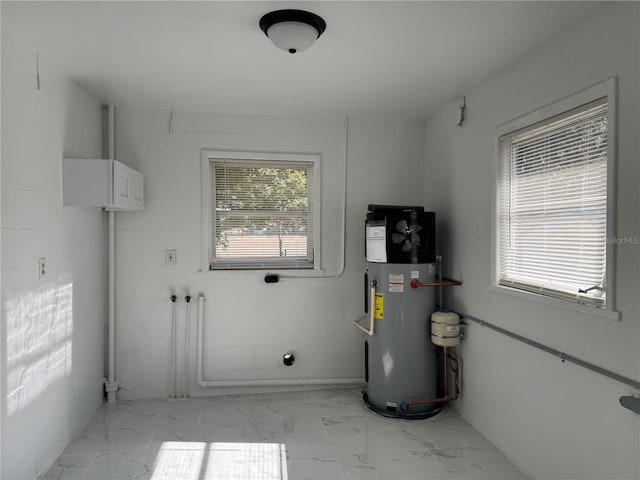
[438,255,443,310]
[369,282,376,334]
[183,297,191,399]
[196,294,205,385]
[106,104,117,404]
[171,299,176,399]
[108,104,115,160]
[107,211,116,403]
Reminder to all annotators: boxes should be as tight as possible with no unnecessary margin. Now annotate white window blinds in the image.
[211,159,314,269]
[498,98,608,308]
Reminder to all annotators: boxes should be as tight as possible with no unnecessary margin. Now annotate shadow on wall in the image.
[4,274,74,416]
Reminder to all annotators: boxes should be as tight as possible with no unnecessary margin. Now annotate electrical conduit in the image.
[277,117,349,280]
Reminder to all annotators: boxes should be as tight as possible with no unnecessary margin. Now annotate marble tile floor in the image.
[41,388,529,480]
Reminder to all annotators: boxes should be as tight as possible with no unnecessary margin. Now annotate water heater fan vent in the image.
[365,205,435,264]
[392,219,422,253]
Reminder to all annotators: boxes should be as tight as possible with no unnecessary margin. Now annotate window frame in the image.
[201,150,322,271]
[491,78,618,319]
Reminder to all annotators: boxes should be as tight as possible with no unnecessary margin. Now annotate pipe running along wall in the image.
[169,295,177,399]
[463,314,640,413]
[196,294,363,388]
[105,105,118,403]
[169,294,190,400]
[183,295,191,398]
[276,117,349,280]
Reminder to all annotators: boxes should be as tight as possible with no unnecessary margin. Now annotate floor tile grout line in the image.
[78,453,98,480]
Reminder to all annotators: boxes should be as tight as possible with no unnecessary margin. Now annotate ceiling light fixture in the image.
[259,9,326,54]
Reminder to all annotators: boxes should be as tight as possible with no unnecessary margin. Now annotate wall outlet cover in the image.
[38,257,47,279]
[165,250,177,265]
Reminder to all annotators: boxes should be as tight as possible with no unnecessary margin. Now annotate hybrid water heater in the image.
[359,205,441,419]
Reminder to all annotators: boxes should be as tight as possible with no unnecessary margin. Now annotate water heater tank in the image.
[364,262,440,418]
[362,205,440,419]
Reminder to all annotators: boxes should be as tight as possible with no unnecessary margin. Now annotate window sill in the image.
[210,265,315,271]
[489,284,620,321]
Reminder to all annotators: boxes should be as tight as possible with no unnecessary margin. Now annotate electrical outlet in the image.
[165,250,177,265]
[38,257,47,279]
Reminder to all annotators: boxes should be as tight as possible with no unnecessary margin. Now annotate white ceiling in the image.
[2,1,605,119]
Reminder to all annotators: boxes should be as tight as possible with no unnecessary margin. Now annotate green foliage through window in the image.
[211,159,314,267]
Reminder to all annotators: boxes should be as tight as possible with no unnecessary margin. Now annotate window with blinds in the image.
[208,156,315,269]
[497,97,609,308]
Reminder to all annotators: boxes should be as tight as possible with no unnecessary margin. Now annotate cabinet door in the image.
[113,161,144,210]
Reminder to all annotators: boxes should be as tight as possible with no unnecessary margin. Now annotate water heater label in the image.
[388,274,404,292]
[374,293,384,320]
[411,270,420,279]
[365,225,387,262]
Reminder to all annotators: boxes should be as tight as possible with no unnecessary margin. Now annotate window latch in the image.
[578,285,603,294]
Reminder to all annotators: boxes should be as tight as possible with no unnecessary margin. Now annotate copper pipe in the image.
[443,346,449,400]
[448,350,460,400]
[401,346,460,410]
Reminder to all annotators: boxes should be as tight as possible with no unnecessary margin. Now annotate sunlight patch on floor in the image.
[151,442,288,480]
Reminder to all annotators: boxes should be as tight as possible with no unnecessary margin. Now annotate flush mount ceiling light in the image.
[259,9,326,54]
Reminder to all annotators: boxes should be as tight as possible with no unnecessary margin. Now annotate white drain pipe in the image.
[169,295,177,399]
[183,295,191,399]
[196,294,363,388]
[105,210,117,403]
[105,105,118,403]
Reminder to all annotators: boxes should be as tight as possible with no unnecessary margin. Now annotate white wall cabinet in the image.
[63,158,144,210]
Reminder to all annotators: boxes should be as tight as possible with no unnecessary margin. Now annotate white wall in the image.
[113,110,426,399]
[423,3,639,480]
[1,24,105,480]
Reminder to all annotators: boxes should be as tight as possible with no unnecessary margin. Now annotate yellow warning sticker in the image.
[375,293,384,320]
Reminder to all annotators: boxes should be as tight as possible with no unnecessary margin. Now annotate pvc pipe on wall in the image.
[278,118,349,280]
[170,296,177,399]
[196,294,204,385]
[183,295,191,399]
[196,294,363,388]
[197,377,362,388]
[106,210,116,403]
[105,104,118,404]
